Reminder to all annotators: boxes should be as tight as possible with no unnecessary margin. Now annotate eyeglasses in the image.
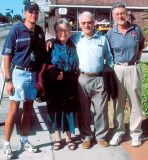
[58,29,70,33]
[113,11,126,17]
[81,21,93,25]
[28,10,39,15]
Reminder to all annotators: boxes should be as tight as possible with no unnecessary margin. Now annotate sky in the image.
[0,0,24,17]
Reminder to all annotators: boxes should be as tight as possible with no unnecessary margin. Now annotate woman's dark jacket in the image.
[36,39,79,101]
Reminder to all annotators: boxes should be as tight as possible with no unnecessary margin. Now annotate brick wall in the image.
[51,0,148,6]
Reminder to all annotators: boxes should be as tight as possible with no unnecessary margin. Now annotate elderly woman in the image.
[46,18,79,150]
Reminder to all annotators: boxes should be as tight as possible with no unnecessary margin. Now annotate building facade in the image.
[33,0,148,36]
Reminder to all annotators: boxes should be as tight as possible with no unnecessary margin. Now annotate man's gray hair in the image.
[79,11,95,22]
[111,1,127,12]
[54,18,71,32]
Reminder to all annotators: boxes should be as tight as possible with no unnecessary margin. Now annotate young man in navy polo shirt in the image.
[2,2,45,159]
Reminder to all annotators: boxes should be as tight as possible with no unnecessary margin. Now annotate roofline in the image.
[49,4,148,10]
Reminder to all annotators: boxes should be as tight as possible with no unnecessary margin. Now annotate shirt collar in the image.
[19,22,29,31]
[54,38,74,47]
[113,22,136,33]
[20,22,38,33]
[80,30,98,39]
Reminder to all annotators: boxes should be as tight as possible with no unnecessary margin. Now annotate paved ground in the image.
[0,32,148,160]
[0,97,148,160]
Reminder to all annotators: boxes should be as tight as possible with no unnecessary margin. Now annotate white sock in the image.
[4,141,10,146]
[20,136,28,143]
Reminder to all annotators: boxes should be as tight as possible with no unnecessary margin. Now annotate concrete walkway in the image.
[0,96,148,160]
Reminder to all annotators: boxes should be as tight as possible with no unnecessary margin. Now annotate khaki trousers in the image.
[114,64,143,137]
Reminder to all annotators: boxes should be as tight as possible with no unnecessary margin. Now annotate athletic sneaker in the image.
[3,144,14,160]
[110,133,123,146]
[20,141,38,153]
[131,135,141,147]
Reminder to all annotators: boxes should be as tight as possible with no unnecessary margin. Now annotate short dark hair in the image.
[111,2,127,12]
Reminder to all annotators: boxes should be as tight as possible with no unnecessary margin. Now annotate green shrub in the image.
[141,62,148,116]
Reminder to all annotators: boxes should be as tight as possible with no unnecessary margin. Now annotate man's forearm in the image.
[4,55,12,80]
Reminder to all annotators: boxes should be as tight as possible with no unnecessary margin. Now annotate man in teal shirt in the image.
[107,2,145,147]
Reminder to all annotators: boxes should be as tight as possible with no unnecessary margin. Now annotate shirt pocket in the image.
[93,43,104,58]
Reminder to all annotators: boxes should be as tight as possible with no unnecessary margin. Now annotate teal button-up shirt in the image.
[71,31,113,73]
[51,39,79,72]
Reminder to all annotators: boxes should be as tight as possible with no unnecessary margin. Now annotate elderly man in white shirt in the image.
[71,11,113,149]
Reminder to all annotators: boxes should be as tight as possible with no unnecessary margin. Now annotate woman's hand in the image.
[45,40,53,52]
[57,71,63,80]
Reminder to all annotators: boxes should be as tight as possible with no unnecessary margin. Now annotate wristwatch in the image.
[5,78,12,83]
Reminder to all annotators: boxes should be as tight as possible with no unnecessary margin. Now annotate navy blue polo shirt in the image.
[106,24,144,63]
[2,23,45,68]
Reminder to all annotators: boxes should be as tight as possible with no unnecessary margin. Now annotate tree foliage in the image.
[13,15,22,22]
[141,62,148,116]
[0,12,22,24]
[0,0,24,24]
[0,13,9,23]
[23,0,30,5]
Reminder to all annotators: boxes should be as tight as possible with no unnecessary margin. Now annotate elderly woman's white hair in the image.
[54,18,71,33]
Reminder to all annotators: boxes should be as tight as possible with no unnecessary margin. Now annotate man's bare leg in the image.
[4,100,19,142]
[21,100,33,137]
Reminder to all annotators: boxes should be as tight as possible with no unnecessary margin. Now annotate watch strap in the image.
[5,78,12,82]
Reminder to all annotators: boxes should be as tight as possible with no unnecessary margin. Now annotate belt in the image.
[115,62,139,66]
[81,72,103,77]
[13,65,35,72]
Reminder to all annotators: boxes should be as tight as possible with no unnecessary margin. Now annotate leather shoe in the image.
[97,139,108,147]
[82,140,92,149]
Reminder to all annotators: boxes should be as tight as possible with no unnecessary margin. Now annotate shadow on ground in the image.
[15,105,49,135]
[15,104,148,144]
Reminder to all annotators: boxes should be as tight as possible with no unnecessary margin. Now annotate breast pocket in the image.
[93,43,104,58]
